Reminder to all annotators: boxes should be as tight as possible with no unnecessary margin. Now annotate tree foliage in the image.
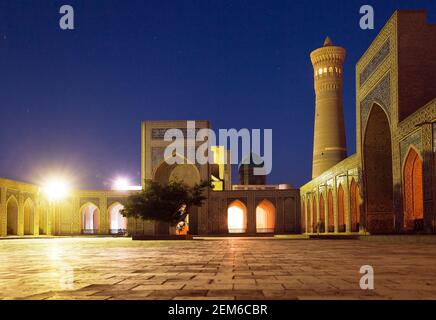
[120,179,211,223]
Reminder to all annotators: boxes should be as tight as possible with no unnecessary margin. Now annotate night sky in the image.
[0,0,435,189]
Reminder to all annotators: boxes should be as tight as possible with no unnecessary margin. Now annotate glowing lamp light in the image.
[42,177,71,202]
[113,178,129,190]
[112,177,142,191]
[227,205,245,233]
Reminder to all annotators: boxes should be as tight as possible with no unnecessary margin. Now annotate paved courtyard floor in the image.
[1,237,436,300]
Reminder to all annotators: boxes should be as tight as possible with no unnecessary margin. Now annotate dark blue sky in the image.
[0,0,435,189]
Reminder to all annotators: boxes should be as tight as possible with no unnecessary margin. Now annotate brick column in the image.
[99,196,107,234]
[0,187,6,237]
[276,197,284,234]
[247,195,256,235]
[344,177,351,233]
[47,202,54,235]
[304,195,309,234]
[34,197,40,236]
[333,181,339,233]
[17,192,24,236]
[322,190,328,233]
[421,123,434,233]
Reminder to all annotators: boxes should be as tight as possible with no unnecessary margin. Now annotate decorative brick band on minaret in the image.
[310,37,347,178]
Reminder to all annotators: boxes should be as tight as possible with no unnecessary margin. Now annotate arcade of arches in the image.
[227,199,277,234]
[301,181,362,234]
[301,11,435,235]
[301,98,434,235]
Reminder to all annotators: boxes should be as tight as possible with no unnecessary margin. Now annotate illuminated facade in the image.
[135,120,300,235]
[301,10,436,234]
[0,10,434,238]
[0,121,300,237]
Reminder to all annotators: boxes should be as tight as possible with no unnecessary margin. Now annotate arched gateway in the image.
[363,104,394,233]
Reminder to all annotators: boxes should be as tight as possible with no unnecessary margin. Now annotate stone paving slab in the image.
[1,237,436,300]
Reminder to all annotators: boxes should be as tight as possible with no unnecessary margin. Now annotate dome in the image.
[238,153,267,185]
[238,153,264,169]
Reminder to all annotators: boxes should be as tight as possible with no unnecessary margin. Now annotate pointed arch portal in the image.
[350,179,361,232]
[7,197,18,235]
[337,184,345,232]
[363,104,394,233]
[23,199,35,235]
[108,203,127,234]
[256,200,276,233]
[327,190,334,233]
[403,148,424,232]
[81,203,99,234]
[227,200,247,233]
[319,194,325,233]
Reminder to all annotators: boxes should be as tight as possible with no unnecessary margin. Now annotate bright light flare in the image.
[113,178,129,190]
[112,177,142,191]
[42,177,71,201]
[228,205,245,233]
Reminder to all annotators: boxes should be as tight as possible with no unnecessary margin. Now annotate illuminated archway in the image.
[108,202,127,234]
[319,194,325,233]
[256,200,276,233]
[363,104,393,233]
[327,190,334,232]
[81,203,99,234]
[23,199,35,235]
[301,200,306,233]
[154,158,201,234]
[227,200,247,233]
[6,196,18,235]
[403,148,424,232]
[350,179,361,232]
[337,184,345,232]
[154,156,201,187]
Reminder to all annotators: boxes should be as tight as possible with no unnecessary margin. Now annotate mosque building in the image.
[301,10,436,235]
[0,10,434,238]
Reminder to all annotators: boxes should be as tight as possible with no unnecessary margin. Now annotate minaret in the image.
[310,36,347,178]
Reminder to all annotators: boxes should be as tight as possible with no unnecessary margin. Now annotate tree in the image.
[120,179,211,226]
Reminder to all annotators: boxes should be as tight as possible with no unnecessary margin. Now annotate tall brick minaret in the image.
[310,36,347,178]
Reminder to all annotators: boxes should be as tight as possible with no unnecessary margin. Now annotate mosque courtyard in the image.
[1,237,436,300]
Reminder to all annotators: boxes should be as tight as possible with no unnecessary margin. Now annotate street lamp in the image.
[42,177,71,202]
[112,177,142,191]
[41,177,71,236]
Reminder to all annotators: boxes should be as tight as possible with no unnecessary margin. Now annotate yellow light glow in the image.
[113,178,129,190]
[42,177,71,201]
[112,177,141,191]
[228,205,245,233]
